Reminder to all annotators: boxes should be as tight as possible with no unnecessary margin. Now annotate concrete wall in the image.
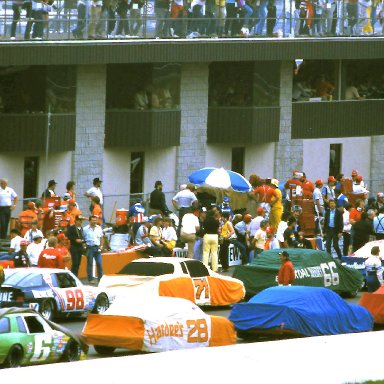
[244,143,276,180]
[303,137,371,183]
[370,135,384,194]
[176,63,209,188]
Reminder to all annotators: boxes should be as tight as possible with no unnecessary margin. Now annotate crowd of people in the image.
[0,168,383,282]
[3,0,384,40]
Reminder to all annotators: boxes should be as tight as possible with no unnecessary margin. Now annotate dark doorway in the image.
[329,144,342,177]
[24,157,39,198]
[130,152,144,194]
[231,147,245,175]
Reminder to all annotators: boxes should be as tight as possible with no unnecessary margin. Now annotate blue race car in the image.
[229,286,373,339]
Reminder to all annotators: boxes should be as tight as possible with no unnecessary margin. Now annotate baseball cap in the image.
[279,251,289,257]
[93,177,102,183]
[135,198,143,203]
[244,214,252,221]
[57,233,67,241]
[265,226,273,233]
[33,234,43,240]
[27,201,35,209]
[351,170,358,176]
[328,176,336,182]
[256,207,265,215]
[48,179,57,186]
[63,193,71,200]
[271,178,279,188]
[223,196,230,203]
[68,199,76,205]
[315,179,324,185]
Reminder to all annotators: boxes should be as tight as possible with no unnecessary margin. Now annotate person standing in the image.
[66,215,86,277]
[218,211,235,272]
[180,208,200,259]
[202,210,220,271]
[0,178,18,239]
[172,183,198,242]
[374,206,384,240]
[41,179,57,199]
[83,215,105,284]
[149,180,169,216]
[38,237,65,269]
[278,250,295,286]
[364,246,383,292]
[313,179,324,235]
[128,198,146,223]
[269,178,283,232]
[324,199,343,260]
[13,240,31,268]
[85,177,104,206]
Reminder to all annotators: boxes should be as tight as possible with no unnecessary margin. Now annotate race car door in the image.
[50,272,86,314]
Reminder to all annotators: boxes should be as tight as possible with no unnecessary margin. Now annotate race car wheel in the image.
[92,293,109,314]
[61,339,81,362]
[40,299,55,321]
[94,345,116,356]
[4,344,23,368]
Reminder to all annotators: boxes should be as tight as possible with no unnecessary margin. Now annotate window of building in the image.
[106,64,181,110]
[24,157,39,199]
[329,144,342,177]
[0,66,46,113]
[46,66,76,113]
[231,147,245,175]
[343,60,384,100]
[130,152,144,194]
[292,60,337,102]
[209,62,279,107]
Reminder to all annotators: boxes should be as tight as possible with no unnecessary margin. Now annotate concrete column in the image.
[175,63,209,188]
[72,65,106,196]
[274,61,303,182]
[370,136,384,193]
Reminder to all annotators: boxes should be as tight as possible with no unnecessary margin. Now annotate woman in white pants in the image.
[202,211,220,272]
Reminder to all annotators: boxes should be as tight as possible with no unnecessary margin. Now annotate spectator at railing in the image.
[11,0,27,40]
[155,0,170,38]
[129,0,144,37]
[72,0,87,38]
[116,0,130,36]
[346,0,359,35]
[88,0,103,39]
[31,0,46,39]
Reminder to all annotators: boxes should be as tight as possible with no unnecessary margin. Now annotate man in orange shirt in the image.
[253,179,277,214]
[66,199,82,225]
[18,201,38,236]
[38,237,65,269]
[278,251,295,286]
[91,196,103,225]
[299,172,315,196]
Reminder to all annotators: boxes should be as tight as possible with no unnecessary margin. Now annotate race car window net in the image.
[0,317,10,334]
[24,316,45,334]
[118,262,175,276]
[16,316,28,333]
[52,273,77,288]
[183,260,210,278]
[5,272,44,288]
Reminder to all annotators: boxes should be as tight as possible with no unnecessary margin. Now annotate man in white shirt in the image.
[248,208,266,239]
[85,177,104,206]
[314,179,324,235]
[9,229,23,253]
[180,208,200,259]
[83,215,105,284]
[24,221,44,243]
[26,235,45,266]
[0,178,18,239]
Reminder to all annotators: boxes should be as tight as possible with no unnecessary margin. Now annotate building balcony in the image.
[0,113,76,152]
[105,109,181,148]
[207,106,280,145]
[292,100,384,139]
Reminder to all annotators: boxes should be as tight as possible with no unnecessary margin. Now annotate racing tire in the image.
[94,345,116,356]
[61,339,81,362]
[4,344,23,368]
[92,293,109,314]
[39,299,55,321]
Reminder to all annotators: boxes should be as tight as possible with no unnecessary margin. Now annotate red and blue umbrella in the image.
[188,167,252,193]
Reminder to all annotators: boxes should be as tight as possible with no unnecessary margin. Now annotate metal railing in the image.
[0,1,383,41]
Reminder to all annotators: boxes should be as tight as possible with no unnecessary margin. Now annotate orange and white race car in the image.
[82,296,237,354]
[98,257,245,306]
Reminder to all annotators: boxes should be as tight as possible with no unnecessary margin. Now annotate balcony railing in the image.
[0,0,382,41]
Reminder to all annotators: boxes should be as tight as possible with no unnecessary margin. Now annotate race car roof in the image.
[4,267,70,276]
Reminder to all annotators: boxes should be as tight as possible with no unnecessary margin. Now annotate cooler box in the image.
[116,209,128,225]
[0,260,14,268]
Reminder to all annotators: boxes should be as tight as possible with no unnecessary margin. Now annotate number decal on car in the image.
[65,289,85,310]
[193,278,210,300]
[186,319,208,343]
[30,334,52,362]
[320,262,340,287]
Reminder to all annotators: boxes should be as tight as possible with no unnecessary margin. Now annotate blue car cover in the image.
[229,286,373,336]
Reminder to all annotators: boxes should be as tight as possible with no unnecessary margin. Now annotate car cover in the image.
[229,286,373,337]
[233,248,363,296]
[359,286,384,323]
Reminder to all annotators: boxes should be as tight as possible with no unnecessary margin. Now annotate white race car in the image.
[0,268,112,321]
[99,257,245,306]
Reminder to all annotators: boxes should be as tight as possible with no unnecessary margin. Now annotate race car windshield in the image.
[118,262,175,276]
[5,272,44,288]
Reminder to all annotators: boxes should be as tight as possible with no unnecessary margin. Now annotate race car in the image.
[233,249,364,298]
[229,286,373,339]
[82,295,237,355]
[0,307,88,368]
[98,257,245,306]
[359,286,384,324]
[0,268,112,321]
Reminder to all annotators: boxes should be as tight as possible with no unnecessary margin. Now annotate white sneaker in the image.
[10,36,16,40]
[107,34,115,38]
[33,37,42,40]
[115,34,124,38]
[124,35,132,38]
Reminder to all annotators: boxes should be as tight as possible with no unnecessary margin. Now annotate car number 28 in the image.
[65,289,85,310]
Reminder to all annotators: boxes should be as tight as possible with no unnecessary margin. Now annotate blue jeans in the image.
[86,245,103,281]
[255,0,267,35]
